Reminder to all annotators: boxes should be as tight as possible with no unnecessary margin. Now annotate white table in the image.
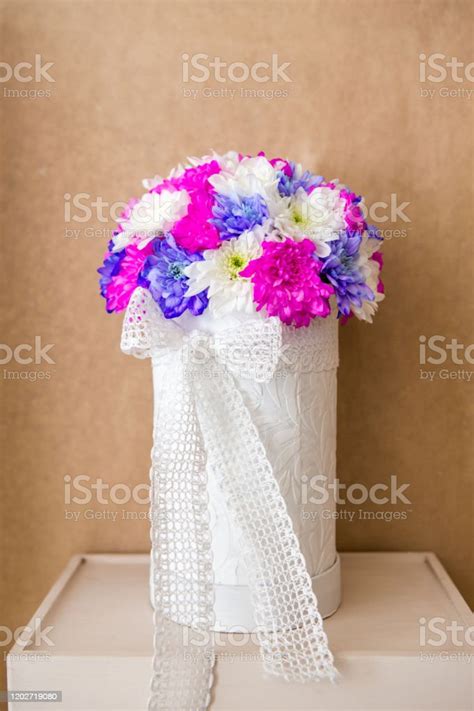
[7,552,473,710]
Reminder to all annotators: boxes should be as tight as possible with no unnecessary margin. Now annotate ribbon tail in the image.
[194,367,338,684]
[148,359,215,711]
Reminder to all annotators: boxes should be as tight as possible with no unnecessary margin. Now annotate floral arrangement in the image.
[98,152,384,328]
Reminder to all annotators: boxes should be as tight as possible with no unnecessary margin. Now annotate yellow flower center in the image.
[226,253,248,280]
[292,207,309,227]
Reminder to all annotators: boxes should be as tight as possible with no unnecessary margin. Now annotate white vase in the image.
[150,309,341,631]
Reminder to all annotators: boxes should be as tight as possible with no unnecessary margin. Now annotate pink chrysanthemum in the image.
[372,251,385,294]
[152,160,221,252]
[340,188,366,234]
[268,155,292,175]
[240,238,334,328]
[103,241,153,313]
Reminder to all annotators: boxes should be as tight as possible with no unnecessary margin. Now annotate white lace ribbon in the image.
[121,287,338,711]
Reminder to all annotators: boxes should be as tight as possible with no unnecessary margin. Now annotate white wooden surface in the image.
[7,552,473,710]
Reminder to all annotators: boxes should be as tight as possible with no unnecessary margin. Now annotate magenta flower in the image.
[152,161,221,253]
[340,188,366,234]
[240,238,335,328]
[102,241,153,313]
[372,251,385,294]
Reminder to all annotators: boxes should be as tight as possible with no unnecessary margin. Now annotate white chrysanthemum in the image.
[351,232,385,323]
[217,150,241,172]
[112,190,190,252]
[209,155,288,218]
[166,152,219,179]
[141,175,164,190]
[164,150,239,180]
[274,186,346,257]
[184,229,264,317]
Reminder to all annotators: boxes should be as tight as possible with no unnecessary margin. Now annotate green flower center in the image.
[226,253,248,280]
[168,262,185,280]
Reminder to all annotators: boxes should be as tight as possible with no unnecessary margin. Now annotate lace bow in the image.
[121,287,337,711]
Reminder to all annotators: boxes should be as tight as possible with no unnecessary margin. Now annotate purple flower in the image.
[140,234,208,319]
[98,239,125,301]
[210,193,269,239]
[277,162,323,197]
[321,231,374,317]
[367,223,383,241]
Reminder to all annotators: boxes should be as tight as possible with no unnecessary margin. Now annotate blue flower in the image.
[277,162,323,197]
[367,223,383,241]
[321,231,374,317]
[140,234,209,319]
[98,238,125,302]
[210,193,269,239]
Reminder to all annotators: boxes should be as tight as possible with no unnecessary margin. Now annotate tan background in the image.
[1,0,473,697]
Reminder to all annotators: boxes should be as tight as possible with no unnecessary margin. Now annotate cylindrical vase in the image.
[150,310,341,631]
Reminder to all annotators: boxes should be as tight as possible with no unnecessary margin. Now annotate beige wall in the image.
[1,0,472,694]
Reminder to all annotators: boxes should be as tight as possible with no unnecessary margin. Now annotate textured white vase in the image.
[150,309,341,631]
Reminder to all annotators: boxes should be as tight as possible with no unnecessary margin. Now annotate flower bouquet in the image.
[98,152,385,710]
